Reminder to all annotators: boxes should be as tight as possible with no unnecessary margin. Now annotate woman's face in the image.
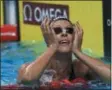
[51,20,74,53]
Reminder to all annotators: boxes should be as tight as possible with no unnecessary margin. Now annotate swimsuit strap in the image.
[69,64,76,81]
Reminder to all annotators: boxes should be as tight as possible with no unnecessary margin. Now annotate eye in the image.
[53,27,62,34]
[66,27,74,34]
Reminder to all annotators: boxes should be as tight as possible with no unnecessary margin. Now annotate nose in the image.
[61,28,68,37]
[61,33,68,37]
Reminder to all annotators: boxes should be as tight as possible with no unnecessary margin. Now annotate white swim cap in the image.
[51,16,72,25]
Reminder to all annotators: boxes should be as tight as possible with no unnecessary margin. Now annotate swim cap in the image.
[50,16,72,25]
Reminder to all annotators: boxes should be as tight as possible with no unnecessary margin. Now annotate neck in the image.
[52,51,72,63]
[51,51,72,80]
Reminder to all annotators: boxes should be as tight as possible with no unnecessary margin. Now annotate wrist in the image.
[73,49,83,60]
[49,44,58,52]
[73,48,81,54]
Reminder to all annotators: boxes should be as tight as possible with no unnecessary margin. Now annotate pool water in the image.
[1,42,111,90]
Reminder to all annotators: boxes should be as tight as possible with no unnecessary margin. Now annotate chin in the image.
[58,47,71,53]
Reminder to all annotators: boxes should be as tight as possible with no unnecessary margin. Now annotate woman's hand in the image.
[41,17,59,50]
[72,21,83,53]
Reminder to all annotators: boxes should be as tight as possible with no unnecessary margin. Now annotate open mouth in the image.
[59,40,70,46]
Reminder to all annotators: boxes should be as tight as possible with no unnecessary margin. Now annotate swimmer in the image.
[17,17,110,85]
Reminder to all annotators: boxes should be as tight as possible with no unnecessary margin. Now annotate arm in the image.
[18,46,56,82]
[72,22,111,83]
[18,17,58,82]
[73,50,111,83]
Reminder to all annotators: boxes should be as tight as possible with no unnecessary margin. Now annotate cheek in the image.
[68,35,74,42]
[55,34,61,40]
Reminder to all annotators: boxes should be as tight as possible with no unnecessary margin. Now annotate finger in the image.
[51,27,55,38]
[50,20,54,29]
[75,24,79,36]
[41,18,46,33]
[77,21,83,30]
[77,21,83,33]
[45,18,52,39]
[41,18,49,42]
[46,18,52,34]
[42,17,48,33]
[76,22,82,36]
[46,18,52,44]
[72,24,76,35]
[72,24,76,40]
[50,27,57,42]
[73,24,78,37]
[41,17,47,34]
[46,17,51,26]
[76,22,83,39]
[41,16,47,28]
[74,23,79,33]
[76,21,80,32]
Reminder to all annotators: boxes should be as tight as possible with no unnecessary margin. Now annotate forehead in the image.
[51,20,72,27]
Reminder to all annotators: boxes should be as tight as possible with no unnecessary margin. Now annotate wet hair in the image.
[50,16,73,25]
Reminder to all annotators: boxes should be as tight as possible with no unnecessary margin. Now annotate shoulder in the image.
[72,59,83,66]
[72,59,99,80]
